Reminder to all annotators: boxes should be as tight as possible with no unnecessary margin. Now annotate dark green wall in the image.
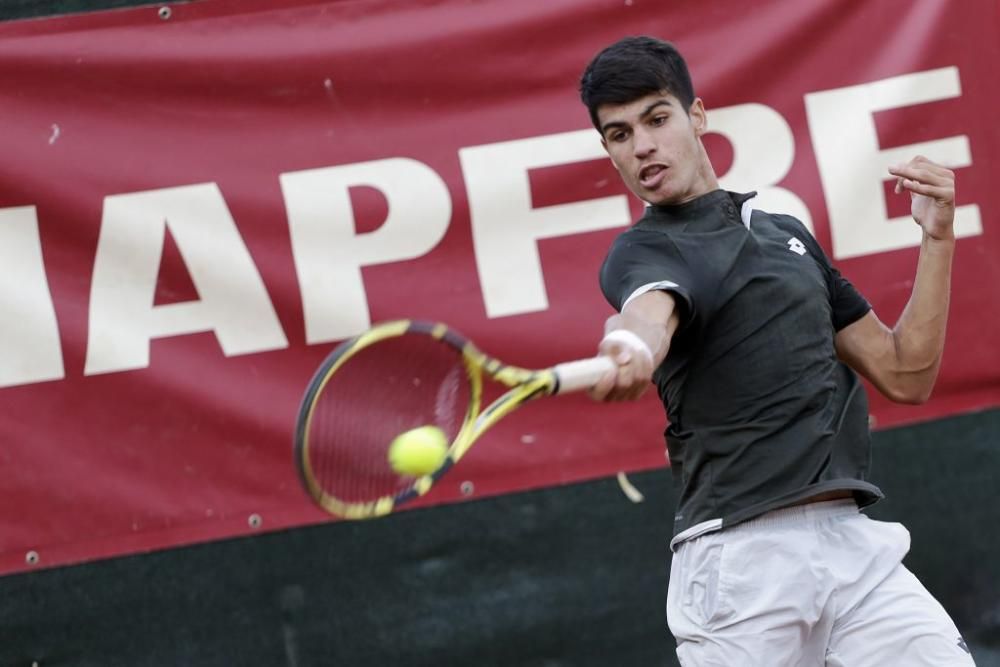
[0,0,166,22]
[2,408,998,666]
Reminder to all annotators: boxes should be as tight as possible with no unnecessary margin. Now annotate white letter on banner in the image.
[281,158,451,343]
[459,130,630,318]
[709,103,814,233]
[0,206,65,387]
[805,67,981,259]
[85,183,288,375]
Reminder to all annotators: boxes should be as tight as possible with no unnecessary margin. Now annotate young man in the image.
[580,36,975,666]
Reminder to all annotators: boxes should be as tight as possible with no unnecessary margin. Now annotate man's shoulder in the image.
[607,216,664,249]
[750,207,809,232]
[750,210,826,255]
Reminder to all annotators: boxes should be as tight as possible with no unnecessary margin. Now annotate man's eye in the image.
[651,115,668,126]
[611,131,628,142]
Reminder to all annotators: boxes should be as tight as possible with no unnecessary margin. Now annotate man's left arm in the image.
[835,155,956,404]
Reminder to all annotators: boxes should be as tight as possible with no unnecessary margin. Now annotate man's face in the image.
[597,91,712,206]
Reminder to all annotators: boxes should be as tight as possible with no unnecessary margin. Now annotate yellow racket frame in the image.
[294,320,560,520]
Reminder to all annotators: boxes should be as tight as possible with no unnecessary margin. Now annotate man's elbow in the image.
[886,387,932,405]
[882,375,935,405]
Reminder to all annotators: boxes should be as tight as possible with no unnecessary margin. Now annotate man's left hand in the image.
[889,155,956,241]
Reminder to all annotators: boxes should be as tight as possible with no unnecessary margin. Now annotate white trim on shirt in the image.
[740,197,756,228]
[622,280,681,310]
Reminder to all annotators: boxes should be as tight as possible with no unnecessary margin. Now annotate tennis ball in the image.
[388,425,449,476]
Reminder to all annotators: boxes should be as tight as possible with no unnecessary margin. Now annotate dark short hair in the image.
[579,36,695,130]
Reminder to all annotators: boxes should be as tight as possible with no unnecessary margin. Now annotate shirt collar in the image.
[640,189,758,226]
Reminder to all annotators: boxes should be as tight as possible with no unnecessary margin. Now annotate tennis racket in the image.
[294,319,615,520]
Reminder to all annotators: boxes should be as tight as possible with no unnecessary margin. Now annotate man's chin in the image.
[640,189,680,207]
[640,183,713,207]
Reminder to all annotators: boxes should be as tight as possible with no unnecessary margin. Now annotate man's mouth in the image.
[639,164,668,188]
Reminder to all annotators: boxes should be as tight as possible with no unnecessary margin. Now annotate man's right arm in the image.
[588,290,680,402]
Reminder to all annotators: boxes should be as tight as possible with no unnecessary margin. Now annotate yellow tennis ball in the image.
[388,425,449,476]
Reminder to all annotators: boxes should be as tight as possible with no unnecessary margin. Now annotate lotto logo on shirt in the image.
[787,238,808,256]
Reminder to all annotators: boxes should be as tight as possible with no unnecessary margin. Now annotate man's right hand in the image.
[588,292,680,402]
[589,322,656,401]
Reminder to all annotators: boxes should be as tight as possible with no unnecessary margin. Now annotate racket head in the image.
[294,320,482,519]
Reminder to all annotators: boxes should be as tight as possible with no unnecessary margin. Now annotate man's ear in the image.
[689,98,708,137]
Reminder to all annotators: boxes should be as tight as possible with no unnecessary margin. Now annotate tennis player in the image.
[581,36,975,665]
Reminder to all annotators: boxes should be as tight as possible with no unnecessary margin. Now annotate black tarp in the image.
[2,409,998,666]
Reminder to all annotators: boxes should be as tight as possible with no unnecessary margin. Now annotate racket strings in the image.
[305,335,471,504]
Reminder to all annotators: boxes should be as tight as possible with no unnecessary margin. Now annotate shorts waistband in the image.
[734,498,859,532]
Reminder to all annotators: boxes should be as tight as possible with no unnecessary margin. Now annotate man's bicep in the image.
[834,310,898,395]
[622,289,678,324]
[621,279,694,323]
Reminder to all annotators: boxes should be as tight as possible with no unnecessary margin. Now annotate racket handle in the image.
[553,356,616,395]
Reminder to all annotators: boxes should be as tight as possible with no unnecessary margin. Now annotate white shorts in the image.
[666,500,976,666]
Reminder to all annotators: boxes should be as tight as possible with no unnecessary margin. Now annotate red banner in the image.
[1,0,998,576]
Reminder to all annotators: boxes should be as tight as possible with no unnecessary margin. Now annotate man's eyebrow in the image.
[599,99,674,136]
[639,99,673,118]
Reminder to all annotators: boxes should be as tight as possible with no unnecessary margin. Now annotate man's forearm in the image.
[890,232,954,399]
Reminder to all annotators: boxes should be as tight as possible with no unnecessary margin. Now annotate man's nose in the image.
[633,128,656,159]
